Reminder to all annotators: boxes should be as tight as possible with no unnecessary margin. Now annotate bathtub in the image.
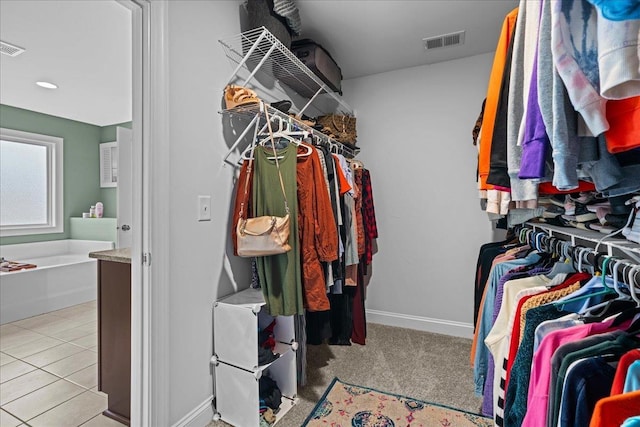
[0,239,114,324]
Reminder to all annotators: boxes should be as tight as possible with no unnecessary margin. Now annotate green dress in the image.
[253,144,303,316]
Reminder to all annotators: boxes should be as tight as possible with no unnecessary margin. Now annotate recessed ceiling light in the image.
[36,81,58,89]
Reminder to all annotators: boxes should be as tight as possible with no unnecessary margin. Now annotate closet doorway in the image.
[0,0,150,425]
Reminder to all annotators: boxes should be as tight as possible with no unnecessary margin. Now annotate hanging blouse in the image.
[296,144,338,312]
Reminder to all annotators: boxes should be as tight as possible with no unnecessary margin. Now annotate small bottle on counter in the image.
[95,202,103,218]
[89,206,96,218]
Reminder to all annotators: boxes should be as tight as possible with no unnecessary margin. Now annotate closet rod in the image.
[517,225,640,290]
[221,103,359,165]
[527,222,640,263]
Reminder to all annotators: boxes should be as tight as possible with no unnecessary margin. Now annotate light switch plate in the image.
[198,195,211,221]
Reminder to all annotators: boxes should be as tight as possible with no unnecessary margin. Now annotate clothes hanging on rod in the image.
[473,1,640,240]
[230,128,378,346]
[471,225,640,427]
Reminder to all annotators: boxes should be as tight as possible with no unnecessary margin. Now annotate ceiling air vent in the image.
[0,41,26,57]
[423,30,466,51]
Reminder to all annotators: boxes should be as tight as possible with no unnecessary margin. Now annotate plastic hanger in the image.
[610,258,632,299]
[241,128,312,160]
[519,228,528,244]
[576,247,588,273]
[623,267,640,332]
[555,256,617,310]
[629,265,640,307]
[580,258,640,322]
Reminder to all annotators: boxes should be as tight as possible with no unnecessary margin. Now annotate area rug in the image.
[302,378,492,427]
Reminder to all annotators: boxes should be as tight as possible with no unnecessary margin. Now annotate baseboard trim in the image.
[171,395,213,427]
[366,309,474,339]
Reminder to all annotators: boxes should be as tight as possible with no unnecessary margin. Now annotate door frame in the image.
[118,0,170,425]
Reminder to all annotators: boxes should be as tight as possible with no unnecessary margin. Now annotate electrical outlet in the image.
[198,195,211,221]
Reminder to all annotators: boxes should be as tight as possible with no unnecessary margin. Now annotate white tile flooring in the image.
[0,301,125,427]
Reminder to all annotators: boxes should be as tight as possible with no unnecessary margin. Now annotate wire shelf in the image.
[220,103,360,161]
[218,27,353,115]
[527,222,640,262]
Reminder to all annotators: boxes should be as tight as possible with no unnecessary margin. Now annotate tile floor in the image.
[0,301,125,427]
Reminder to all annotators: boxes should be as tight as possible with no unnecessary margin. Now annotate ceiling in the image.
[0,0,131,127]
[298,0,518,80]
[0,0,517,126]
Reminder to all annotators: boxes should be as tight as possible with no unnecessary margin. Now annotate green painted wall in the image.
[0,105,129,245]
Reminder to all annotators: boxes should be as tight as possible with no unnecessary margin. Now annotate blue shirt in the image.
[473,252,541,395]
[624,360,640,393]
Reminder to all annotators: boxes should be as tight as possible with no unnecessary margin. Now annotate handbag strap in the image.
[238,108,261,220]
[264,106,290,215]
[239,102,290,219]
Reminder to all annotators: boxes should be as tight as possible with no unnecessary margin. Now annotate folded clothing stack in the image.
[258,319,279,365]
[259,375,282,426]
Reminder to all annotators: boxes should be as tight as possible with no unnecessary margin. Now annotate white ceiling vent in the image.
[0,41,26,57]
[423,30,466,51]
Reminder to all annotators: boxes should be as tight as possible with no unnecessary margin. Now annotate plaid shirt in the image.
[361,169,378,265]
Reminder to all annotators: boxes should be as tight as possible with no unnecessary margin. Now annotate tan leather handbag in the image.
[236,104,292,257]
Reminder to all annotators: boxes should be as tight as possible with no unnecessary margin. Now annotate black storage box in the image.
[279,39,343,97]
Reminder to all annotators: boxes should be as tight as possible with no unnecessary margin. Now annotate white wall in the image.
[166,1,248,424]
[341,53,498,337]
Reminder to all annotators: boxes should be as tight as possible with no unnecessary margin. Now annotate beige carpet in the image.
[303,377,491,426]
[209,322,482,427]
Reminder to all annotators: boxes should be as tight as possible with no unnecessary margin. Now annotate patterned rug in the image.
[302,378,492,427]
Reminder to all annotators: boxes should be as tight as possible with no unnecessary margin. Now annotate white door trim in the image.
[143,0,171,426]
[119,0,170,425]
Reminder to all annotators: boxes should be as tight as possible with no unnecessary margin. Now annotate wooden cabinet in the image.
[90,249,131,426]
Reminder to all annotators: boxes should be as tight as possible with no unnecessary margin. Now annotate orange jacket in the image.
[589,390,640,427]
[478,7,519,190]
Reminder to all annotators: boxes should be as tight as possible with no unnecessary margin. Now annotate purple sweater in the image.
[481,266,550,416]
[519,36,550,180]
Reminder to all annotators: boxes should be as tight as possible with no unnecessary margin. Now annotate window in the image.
[0,128,63,237]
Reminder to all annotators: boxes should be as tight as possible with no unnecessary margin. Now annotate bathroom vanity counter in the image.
[89,247,131,264]
[89,247,131,425]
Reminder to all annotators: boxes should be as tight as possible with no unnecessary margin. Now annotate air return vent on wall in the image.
[0,41,26,57]
[423,30,466,51]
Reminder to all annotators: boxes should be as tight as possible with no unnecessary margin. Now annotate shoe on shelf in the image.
[562,202,597,223]
[540,215,573,228]
[604,213,632,230]
[622,198,640,244]
[564,196,576,216]
[588,206,612,224]
[542,204,565,219]
[570,192,596,205]
[548,194,577,215]
[586,200,611,212]
[610,195,634,216]
[224,84,260,109]
[270,100,292,113]
[550,194,567,207]
[589,223,619,234]
[568,220,601,231]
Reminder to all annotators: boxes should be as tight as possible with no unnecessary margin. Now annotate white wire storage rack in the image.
[218,27,353,116]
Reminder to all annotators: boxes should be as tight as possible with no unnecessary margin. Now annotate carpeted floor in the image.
[208,322,482,427]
